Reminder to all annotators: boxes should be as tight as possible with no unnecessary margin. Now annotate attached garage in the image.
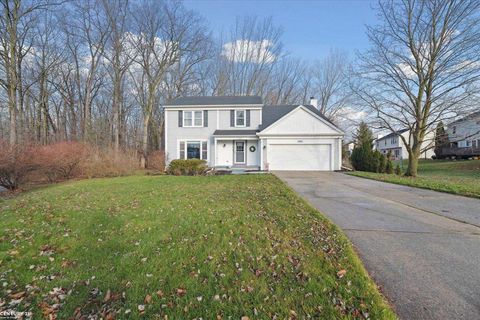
[258,105,344,171]
[267,143,332,171]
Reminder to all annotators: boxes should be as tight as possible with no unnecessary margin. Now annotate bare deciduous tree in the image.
[130,0,209,168]
[0,0,49,144]
[311,50,352,121]
[63,0,110,142]
[101,0,131,154]
[355,0,480,176]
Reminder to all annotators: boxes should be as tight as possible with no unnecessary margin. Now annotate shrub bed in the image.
[166,159,207,176]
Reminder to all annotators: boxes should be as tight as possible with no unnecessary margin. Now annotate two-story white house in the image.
[447,111,480,149]
[442,111,480,158]
[164,96,344,171]
[375,128,434,160]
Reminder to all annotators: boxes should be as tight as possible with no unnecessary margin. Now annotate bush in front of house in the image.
[166,159,208,176]
[385,150,394,174]
[146,151,165,172]
[350,121,382,173]
[351,144,374,171]
[395,164,402,175]
[378,151,387,173]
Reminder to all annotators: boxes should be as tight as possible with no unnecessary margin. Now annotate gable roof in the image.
[377,128,409,141]
[449,110,480,126]
[166,96,263,106]
[259,104,338,131]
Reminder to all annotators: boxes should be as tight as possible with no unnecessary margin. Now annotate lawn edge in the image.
[347,171,480,199]
[272,173,398,318]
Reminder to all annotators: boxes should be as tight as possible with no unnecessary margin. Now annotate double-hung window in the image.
[183,111,203,127]
[179,141,208,160]
[235,110,246,127]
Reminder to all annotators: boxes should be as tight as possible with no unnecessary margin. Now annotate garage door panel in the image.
[268,144,331,171]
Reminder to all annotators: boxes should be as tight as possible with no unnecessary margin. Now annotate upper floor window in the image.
[183,110,203,127]
[235,110,246,127]
[452,126,456,134]
[391,137,397,144]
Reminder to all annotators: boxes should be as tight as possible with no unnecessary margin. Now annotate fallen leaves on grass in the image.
[144,294,152,304]
[176,288,187,297]
[337,269,347,278]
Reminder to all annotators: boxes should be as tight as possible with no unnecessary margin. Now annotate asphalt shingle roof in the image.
[213,130,258,136]
[166,96,342,132]
[449,110,480,125]
[166,96,263,106]
[259,104,338,131]
[377,128,409,141]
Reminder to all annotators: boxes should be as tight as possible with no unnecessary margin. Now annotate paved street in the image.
[276,171,480,320]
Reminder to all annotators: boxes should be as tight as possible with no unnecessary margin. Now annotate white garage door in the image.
[268,144,331,171]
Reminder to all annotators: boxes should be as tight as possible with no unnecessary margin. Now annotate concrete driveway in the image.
[275,171,480,320]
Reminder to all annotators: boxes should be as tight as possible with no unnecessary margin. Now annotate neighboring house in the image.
[443,111,480,158]
[375,129,434,160]
[344,141,355,156]
[164,96,344,171]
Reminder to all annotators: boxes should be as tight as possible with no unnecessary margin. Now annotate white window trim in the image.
[235,109,246,127]
[178,139,208,161]
[183,110,203,127]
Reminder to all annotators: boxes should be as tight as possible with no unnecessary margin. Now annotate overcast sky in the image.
[184,0,378,61]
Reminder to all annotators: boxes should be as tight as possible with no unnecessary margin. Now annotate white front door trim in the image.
[234,140,246,164]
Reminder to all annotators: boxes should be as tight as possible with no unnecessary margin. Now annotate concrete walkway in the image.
[275,171,480,320]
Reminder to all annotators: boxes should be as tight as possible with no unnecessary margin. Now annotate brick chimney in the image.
[309,96,318,110]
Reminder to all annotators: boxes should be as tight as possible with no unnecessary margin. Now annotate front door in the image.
[235,141,246,164]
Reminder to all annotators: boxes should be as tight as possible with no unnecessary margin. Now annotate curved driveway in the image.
[275,171,480,320]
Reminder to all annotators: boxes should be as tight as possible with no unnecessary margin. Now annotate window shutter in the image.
[246,110,250,127]
[201,141,208,160]
[230,110,235,127]
[204,110,208,127]
[179,141,185,159]
[178,111,183,127]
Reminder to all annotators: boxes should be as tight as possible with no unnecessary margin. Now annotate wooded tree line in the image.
[3,0,479,177]
[0,0,352,165]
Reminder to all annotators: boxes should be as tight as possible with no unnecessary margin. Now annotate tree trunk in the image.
[140,114,150,169]
[112,72,121,154]
[405,146,420,177]
[8,101,17,145]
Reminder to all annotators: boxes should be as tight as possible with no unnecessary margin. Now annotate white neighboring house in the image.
[164,96,344,171]
[344,141,355,156]
[375,129,434,160]
[447,111,480,149]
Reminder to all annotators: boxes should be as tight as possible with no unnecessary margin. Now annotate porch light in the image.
[223,144,226,147]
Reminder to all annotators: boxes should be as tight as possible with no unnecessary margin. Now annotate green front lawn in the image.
[0,175,395,319]
[350,159,480,198]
